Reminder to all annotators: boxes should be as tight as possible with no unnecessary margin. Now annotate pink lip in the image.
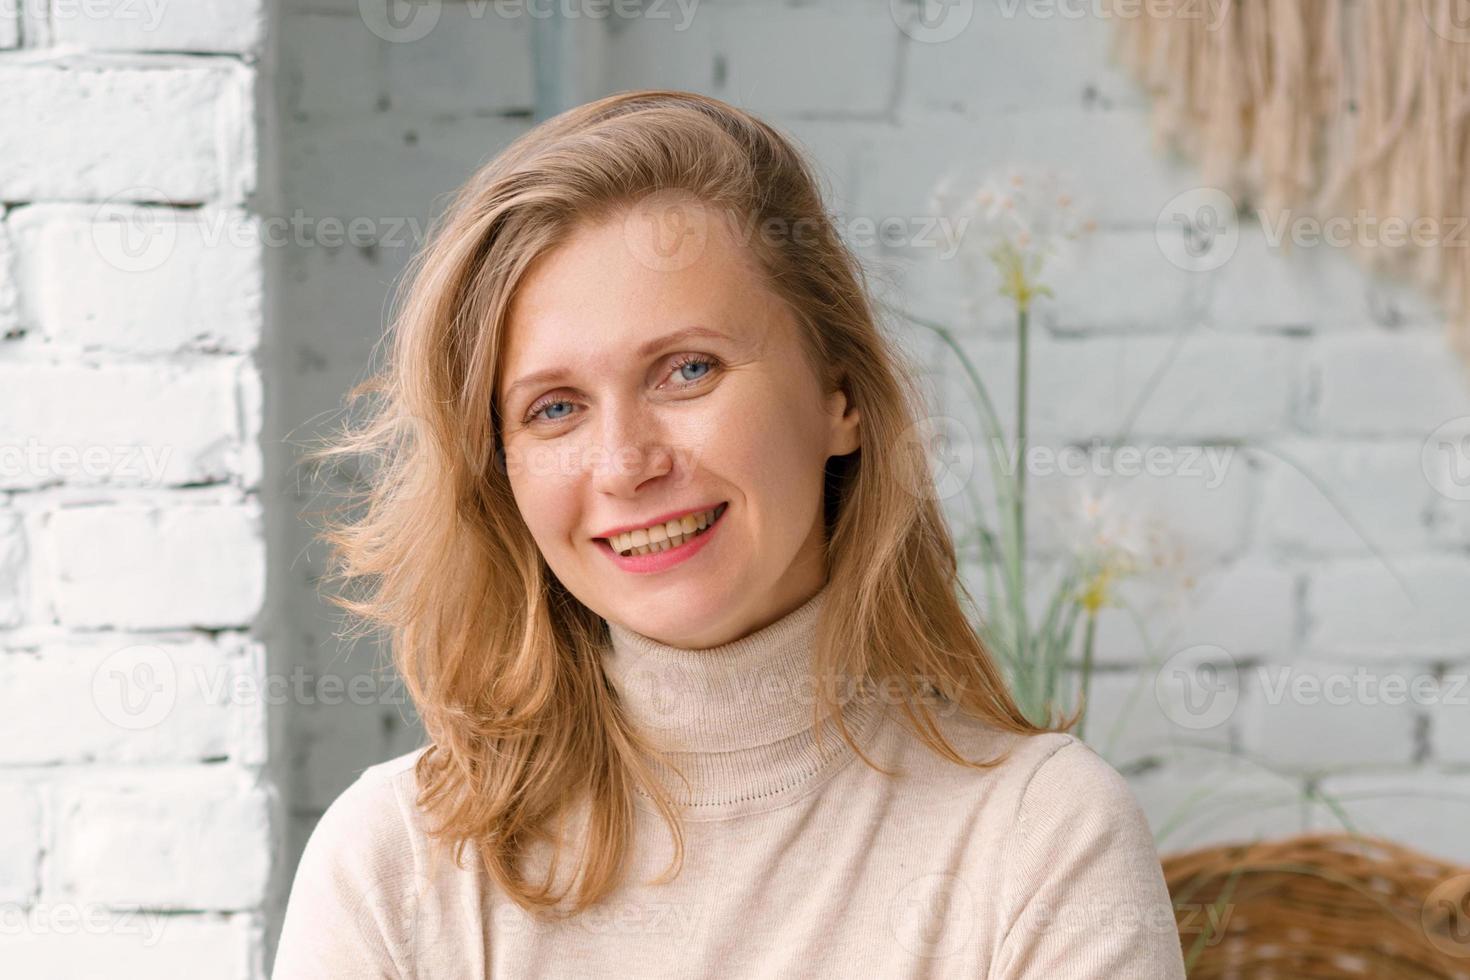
[596,503,727,574]
[593,502,725,540]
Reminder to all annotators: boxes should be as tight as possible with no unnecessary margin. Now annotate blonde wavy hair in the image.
[307,89,1059,916]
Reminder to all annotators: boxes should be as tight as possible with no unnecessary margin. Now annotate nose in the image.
[589,400,675,498]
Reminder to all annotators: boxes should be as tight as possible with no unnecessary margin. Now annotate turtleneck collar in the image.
[600,582,885,815]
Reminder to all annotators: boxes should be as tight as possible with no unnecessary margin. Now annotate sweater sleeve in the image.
[271,767,420,980]
[993,737,1187,980]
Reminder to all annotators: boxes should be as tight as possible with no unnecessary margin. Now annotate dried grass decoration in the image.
[1109,0,1470,368]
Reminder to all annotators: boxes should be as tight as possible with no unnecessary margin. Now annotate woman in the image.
[273,90,1187,979]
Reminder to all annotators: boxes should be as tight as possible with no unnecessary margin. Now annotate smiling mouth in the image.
[597,502,728,557]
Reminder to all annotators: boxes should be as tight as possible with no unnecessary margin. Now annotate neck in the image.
[600,583,885,814]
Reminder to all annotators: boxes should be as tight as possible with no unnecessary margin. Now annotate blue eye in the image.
[669,353,719,385]
[522,353,721,427]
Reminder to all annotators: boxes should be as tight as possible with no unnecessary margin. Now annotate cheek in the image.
[504,444,581,546]
[692,380,828,520]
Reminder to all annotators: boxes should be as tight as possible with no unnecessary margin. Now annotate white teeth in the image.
[606,504,724,557]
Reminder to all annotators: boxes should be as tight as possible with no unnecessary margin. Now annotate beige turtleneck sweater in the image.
[272,585,1187,978]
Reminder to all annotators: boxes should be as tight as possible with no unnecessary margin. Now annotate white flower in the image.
[930,165,1095,287]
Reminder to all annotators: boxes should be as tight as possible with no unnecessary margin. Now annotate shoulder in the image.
[981,734,1186,977]
[899,716,1153,856]
[309,746,429,854]
[289,746,432,908]
[989,731,1167,910]
[905,712,1114,798]
[1009,731,1140,815]
[274,747,436,978]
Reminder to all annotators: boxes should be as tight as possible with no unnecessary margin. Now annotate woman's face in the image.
[496,200,860,649]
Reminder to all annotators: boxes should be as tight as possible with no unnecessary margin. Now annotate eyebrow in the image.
[502,325,735,405]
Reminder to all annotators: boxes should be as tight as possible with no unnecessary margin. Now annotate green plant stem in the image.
[1076,608,1097,740]
[1008,302,1032,711]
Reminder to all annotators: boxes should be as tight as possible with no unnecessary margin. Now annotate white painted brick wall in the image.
[50,768,272,909]
[0,783,41,902]
[45,502,265,629]
[1260,438,1437,555]
[1,2,274,975]
[9,204,264,353]
[0,636,264,765]
[1307,557,1470,659]
[47,0,266,54]
[1237,660,1422,770]
[0,55,256,204]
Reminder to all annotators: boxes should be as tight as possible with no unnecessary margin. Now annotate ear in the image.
[824,382,861,458]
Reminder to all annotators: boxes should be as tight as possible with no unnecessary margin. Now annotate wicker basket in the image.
[1162,832,1470,979]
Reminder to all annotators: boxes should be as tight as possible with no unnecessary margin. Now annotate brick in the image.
[605,2,894,116]
[0,55,254,204]
[1237,659,1421,771]
[857,105,1205,231]
[51,767,272,910]
[1260,438,1436,556]
[0,915,258,980]
[883,226,1199,338]
[0,214,18,334]
[9,204,262,354]
[0,358,250,491]
[1047,334,1297,440]
[1204,221,1441,332]
[1310,771,1470,865]
[0,510,23,626]
[283,114,532,221]
[0,783,41,903]
[1080,668,1234,766]
[1091,560,1295,666]
[901,0,1146,116]
[0,5,17,47]
[600,1,718,99]
[1308,334,1470,436]
[0,638,260,765]
[381,3,534,115]
[713,4,897,116]
[1046,229,1200,332]
[48,0,265,53]
[1427,667,1470,765]
[283,13,385,117]
[1127,758,1311,853]
[1017,440,1253,560]
[1306,556,1470,660]
[942,333,1296,442]
[47,502,265,629]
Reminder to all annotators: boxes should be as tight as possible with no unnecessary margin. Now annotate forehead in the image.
[496,205,775,396]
